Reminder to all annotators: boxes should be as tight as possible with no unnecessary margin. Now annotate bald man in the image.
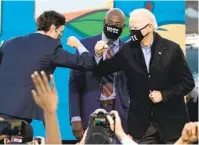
[93,8,195,143]
[69,8,129,141]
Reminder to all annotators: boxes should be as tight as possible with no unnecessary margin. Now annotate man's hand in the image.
[179,122,198,144]
[72,121,84,140]
[77,129,88,144]
[149,90,163,103]
[67,36,82,48]
[31,71,58,113]
[94,40,108,57]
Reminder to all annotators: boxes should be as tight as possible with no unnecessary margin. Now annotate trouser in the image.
[133,122,178,144]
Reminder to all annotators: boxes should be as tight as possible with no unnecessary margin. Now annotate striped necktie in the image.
[101,42,115,97]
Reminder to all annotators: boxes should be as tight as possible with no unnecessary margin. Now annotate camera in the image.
[89,110,115,135]
[85,110,115,144]
[0,120,33,143]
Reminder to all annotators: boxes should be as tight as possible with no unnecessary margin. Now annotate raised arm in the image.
[51,36,95,71]
[31,71,61,144]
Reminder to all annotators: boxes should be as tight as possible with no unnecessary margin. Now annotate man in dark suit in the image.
[69,8,129,141]
[93,8,195,143]
[0,10,94,122]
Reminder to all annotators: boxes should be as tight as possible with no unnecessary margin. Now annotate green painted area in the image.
[68,21,104,36]
[68,10,130,38]
[74,11,108,21]
[121,26,130,38]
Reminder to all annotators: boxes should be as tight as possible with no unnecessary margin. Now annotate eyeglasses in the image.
[130,24,150,31]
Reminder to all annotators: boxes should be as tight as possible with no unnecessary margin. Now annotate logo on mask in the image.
[106,26,119,34]
[131,35,138,41]
[104,24,123,40]
[130,24,150,43]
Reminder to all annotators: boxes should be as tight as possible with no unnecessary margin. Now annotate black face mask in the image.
[103,24,122,40]
[57,33,62,40]
[130,24,150,44]
[55,29,62,40]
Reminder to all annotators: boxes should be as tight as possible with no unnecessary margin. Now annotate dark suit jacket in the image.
[94,33,195,140]
[0,33,94,120]
[69,34,129,130]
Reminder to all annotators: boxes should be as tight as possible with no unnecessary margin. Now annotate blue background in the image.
[0,1,187,140]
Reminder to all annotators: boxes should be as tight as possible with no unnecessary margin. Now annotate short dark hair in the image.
[37,10,66,32]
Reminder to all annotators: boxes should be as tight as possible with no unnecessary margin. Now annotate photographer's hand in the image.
[3,137,10,144]
[31,71,61,144]
[107,110,126,141]
[107,111,138,145]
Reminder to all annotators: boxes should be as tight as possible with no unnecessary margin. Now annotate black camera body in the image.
[85,111,115,144]
[88,111,115,137]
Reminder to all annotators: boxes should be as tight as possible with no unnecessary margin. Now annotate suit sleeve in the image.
[51,45,95,71]
[69,51,85,122]
[0,50,2,65]
[0,41,6,65]
[161,44,195,101]
[94,46,126,76]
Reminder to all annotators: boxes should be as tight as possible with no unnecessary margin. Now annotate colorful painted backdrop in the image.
[0,0,188,140]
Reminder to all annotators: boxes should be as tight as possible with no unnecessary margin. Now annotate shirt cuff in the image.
[94,55,102,64]
[121,136,138,145]
[77,45,89,55]
[71,116,81,123]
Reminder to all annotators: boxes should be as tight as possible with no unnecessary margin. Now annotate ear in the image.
[103,19,107,25]
[122,23,125,28]
[49,25,56,32]
[148,24,153,32]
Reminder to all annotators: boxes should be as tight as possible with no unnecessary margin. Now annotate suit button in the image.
[148,75,151,78]
[151,112,154,116]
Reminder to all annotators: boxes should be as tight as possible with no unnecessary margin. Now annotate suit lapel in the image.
[149,33,167,74]
[131,43,148,75]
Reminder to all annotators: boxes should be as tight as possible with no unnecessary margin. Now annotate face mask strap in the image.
[139,23,150,31]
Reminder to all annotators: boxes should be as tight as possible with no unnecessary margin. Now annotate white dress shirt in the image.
[140,40,153,73]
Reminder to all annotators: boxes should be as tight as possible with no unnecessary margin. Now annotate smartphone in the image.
[0,120,33,143]
[0,120,24,136]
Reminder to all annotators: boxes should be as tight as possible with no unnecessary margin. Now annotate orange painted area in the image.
[63,8,108,22]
